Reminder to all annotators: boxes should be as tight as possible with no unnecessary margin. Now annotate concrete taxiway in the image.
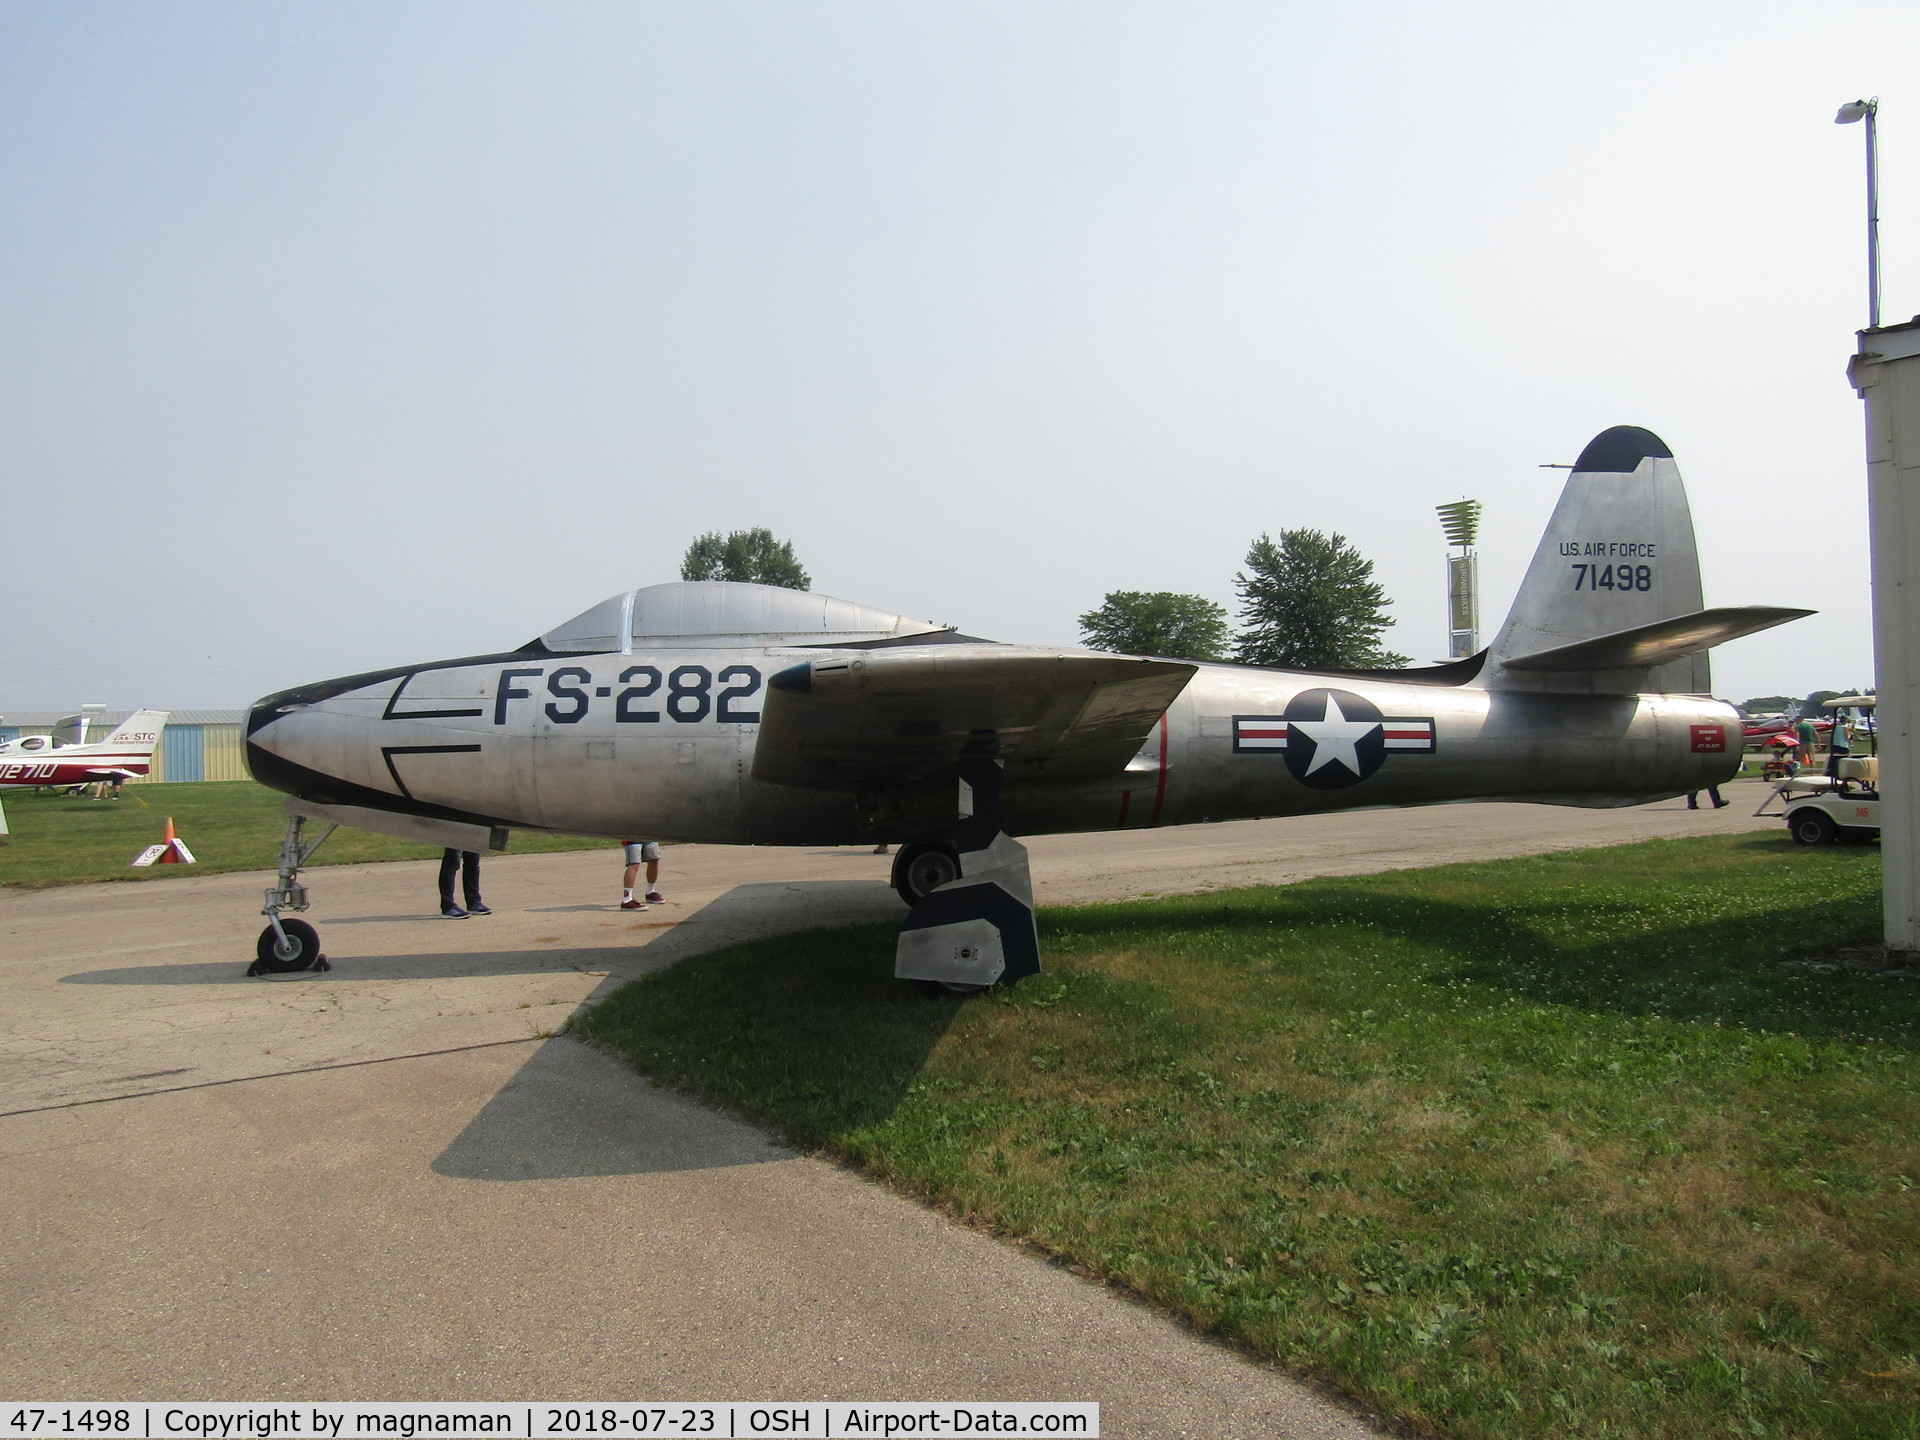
[0,789,1776,1433]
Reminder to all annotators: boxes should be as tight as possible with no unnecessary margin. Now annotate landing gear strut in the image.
[249,814,337,977]
[894,760,1040,996]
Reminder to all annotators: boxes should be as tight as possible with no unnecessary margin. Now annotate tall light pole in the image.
[1843,99,1919,952]
[1836,98,1881,329]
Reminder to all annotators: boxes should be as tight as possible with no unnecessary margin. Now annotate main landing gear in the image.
[892,761,1040,999]
[891,842,961,905]
[249,813,337,977]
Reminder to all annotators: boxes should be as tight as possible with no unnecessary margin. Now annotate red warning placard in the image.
[1690,724,1728,754]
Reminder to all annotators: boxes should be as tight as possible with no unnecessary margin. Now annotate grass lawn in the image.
[0,780,614,888]
[576,832,1919,1440]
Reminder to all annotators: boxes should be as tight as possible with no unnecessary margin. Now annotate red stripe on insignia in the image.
[1150,714,1169,824]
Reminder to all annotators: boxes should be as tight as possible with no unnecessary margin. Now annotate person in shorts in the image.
[621,841,664,910]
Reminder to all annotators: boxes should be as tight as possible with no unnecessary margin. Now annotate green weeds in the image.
[0,780,611,887]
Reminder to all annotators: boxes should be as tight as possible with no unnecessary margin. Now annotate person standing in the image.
[1686,785,1728,809]
[621,841,664,911]
[1794,713,1818,769]
[1826,711,1854,780]
[439,848,490,918]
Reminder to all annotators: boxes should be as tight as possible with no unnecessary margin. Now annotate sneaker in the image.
[441,905,470,919]
[621,899,648,911]
[645,890,665,904]
[465,903,492,915]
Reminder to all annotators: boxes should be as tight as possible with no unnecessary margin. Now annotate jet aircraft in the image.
[246,427,1809,988]
[0,711,168,789]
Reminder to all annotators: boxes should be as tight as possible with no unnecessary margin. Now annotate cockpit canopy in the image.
[539,581,948,652]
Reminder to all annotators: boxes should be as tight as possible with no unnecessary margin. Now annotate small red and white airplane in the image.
[0,711,168,788]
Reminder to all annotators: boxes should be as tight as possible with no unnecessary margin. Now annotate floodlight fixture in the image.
[1834,97,1882,327]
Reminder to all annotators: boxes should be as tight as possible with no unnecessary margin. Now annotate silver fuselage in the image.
[245,643,1741,846]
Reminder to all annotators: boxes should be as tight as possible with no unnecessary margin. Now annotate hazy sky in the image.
[2,2,1911,711]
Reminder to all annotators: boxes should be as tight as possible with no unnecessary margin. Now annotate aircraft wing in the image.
[1501,605,1813,673]
[752,647,1198,788]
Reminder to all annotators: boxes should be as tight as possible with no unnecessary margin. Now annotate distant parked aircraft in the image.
[0,711,168,789]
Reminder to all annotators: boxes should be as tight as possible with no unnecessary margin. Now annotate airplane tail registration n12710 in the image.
[245,426,1810,988]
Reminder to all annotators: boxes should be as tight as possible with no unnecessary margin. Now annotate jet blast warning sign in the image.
[2,1406,1097,1440]
[1689,725,1728,754]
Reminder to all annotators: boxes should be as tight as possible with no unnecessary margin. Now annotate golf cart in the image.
[1756,695,1879,845]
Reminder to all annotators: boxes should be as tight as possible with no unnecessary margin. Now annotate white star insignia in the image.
[1291,693,1381,777]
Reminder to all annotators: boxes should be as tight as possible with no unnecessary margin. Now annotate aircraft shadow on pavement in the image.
[431,1033,791,1180]
[433,878,919,1181]
[60,946,648,986]
[60,879,903,987]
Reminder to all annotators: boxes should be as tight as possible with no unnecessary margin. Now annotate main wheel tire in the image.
[253,918,322,973]
[892,843,962,905]
[1788,808,1840,846]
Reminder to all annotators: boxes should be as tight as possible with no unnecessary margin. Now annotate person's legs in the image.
[1708,784,1727,807]
[438,849,467,917]
[621,842,648,908]
[644,843,663,902]
[1687,792,1700,809]
[462,851,489,913]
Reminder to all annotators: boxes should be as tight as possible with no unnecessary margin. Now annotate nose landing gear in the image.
[249,813,337,976]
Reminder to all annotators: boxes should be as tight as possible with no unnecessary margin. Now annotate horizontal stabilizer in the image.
[1500,606,1813,673]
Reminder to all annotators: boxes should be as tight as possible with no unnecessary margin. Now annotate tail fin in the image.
[104,710,168,750]
[1487,426,1716,693]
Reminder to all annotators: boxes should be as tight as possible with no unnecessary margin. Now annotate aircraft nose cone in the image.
[244,687,342,798]
[245,695,298,790]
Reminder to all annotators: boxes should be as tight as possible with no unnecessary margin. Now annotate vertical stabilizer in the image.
[1487,427,1707,693]
[104,710,168,750]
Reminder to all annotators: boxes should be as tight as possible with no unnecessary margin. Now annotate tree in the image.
[1233,529,1410,669]
[680,528,811,590]
[1078,591,1230,660]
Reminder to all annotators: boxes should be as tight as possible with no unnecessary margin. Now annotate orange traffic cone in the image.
[132,817,196,868]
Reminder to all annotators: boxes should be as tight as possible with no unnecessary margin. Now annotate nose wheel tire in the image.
[891,843,962,906]
[250,919,327,975]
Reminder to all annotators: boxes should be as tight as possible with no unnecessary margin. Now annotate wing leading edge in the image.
[752,647,1198,789]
